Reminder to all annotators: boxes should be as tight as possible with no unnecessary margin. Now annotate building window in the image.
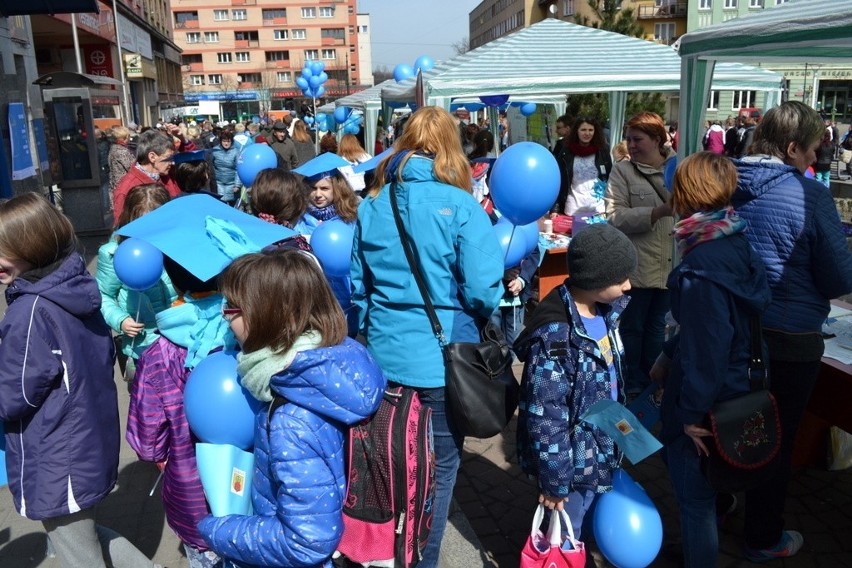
[262,8,286,20]
[240,73,261,83]
[175,11,198,26]
[724,0,737,8]
[732,90,757,110]
[235,31,259,42]
[321,49,336,60]
[292,29,307,40]
[707,90,720,110]
[235,52,250,62]
[217,52,232,63]
[775,0,788,3]
[232,9,247,20]
[277,71,292,82]
[358,24,368,33]
[304,49,319,60]
[654,22,675,43]
[563,0,575,16]
[274,29,289,40]
[749,0,763,6]
[319,6,334,17]
[208,74,223,85]
[204,31,219,43]
[321,28,345,40]
[699,0,712,8]
[213,9,229,21]
[301,7,316,18]
[190,75,204,86]
[266,51,289,62]
[186,32,200,43]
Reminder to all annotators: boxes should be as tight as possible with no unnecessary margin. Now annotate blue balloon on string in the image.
[113,238,164,292]
[301,66,312,79]
[334,106,352,123]
[393,63,415,83]
[318,72,328,84]
[314,86,326,99]
[413,55,435,73]
[493,217,528,269]
[303,116,314,125]
[237,144,278,187]
[295,76,309,90]
[519,221,541,255]
[310,61,325,75]
[520,103,537,117]
[663,156,678,191]
[490,142,560,225]
[480,94,510,107]
[311,219,355,277]
[309,75,322,89]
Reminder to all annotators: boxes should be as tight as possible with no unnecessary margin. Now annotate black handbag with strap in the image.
[702,315,782,493]
[388,182,519,439]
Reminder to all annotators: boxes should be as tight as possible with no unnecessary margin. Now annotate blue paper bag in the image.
[196,443,255,516]
[580,399,663,464]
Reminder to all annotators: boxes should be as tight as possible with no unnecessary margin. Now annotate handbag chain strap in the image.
[748,314,767,392]
[388,181,449,350]
[630,161,669,203]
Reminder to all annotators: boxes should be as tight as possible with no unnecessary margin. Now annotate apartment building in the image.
[172,0,363,121]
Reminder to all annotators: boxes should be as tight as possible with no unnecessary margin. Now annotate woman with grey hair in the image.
[733,100,852,561]
[112,129,193,226]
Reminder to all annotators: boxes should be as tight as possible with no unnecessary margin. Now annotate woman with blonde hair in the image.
[291,119,316,167]
[337,133,372,193]
[351,106,504,568]
[108,125,135,197]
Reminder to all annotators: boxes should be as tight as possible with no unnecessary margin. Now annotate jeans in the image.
[42,508,155,568]
[666,435,718,568]
[619,287,670,394]
[744,358,821,549]
[490,303,525,359]
[414,386,463,568]
[563,489,596,541]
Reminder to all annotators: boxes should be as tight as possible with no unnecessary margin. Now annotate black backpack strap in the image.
[267,394,289,443]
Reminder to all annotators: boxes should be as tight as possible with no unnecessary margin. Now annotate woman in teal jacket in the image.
[350,106,504,568]
[97,184,177,379]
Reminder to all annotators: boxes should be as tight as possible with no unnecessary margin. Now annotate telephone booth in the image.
[35,71,125,234]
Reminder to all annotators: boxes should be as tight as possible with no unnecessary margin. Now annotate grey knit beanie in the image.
[567,224,637,290]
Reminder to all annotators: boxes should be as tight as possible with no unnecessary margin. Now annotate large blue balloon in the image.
[490,142,560,225]
[493,217,528,269]
[519,103,537,117]
[334,106,351,124]
[314,86,326,99]
[113,238,164,292]
[519,221,541,255]
[480,94,510,107]
[237,144,278,187]
[184,351,264,450]
[413,55,435,73]
[310,60,325,75]
[309,75,322,89]
[393,63,415,83]
[310,219,355,277]
[301,66,312,79]
[593,470,663,568]
[663,156,678,192]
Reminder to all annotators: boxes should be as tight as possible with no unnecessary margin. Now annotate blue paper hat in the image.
[116,194,295,282]
[353,148,394,174]
[292,152,350,182]
[173,149,207,164]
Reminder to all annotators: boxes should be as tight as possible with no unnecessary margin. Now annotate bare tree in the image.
[451,36,470,56]
[373,65,393,84]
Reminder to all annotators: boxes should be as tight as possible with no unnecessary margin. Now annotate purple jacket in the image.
[0,254,119,521]
[126,336,211,550]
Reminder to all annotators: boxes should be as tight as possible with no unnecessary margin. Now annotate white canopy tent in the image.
[383,18,783,145]
[678,0,852,156]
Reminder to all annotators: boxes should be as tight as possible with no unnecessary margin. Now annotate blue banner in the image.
[32,118,50,172]
[184,91,258,102]
[8,102,35,180]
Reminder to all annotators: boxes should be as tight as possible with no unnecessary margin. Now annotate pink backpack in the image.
[336,387,435,567]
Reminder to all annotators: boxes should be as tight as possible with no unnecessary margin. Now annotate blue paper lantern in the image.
[490,142,560,225]
[113,238,164,292]
[393,63,415,83]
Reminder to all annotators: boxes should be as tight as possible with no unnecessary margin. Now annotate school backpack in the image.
[335,386,436,568]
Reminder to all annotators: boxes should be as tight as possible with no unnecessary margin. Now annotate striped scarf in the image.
[673,206,746,256]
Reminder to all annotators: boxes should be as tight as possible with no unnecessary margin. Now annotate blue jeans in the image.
[666,434,718,568]
[619,288,670,394]
[414,386,463,568]
[490,303,525,359]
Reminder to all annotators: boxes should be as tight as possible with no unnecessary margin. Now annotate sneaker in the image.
[744,530,804,563]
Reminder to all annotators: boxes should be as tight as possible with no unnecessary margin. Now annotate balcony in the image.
[637,2,687,19]
[321,37,345,46]
[266,60,290,68]
[262,17,287,26]
[175,19,200,29]
[185,62,203,71]
[235,40,260,48]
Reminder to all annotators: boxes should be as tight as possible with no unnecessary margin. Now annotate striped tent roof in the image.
[420,18,781,100]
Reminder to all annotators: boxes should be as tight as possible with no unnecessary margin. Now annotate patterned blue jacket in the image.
[515,283,627,497]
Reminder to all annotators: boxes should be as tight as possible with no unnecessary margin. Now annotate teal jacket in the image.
[351,154,504,388]
[96,238,178,359]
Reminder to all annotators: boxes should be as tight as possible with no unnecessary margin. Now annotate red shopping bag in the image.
[520,505,586,568]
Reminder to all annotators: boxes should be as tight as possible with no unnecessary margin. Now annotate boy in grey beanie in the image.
[514,223,637,538]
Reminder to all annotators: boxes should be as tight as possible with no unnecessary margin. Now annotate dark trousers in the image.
[619,287,670,394]
[744,358,821,548]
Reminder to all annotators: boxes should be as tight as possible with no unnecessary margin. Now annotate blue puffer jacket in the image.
[0,254,119,520]
[198,338,385,568]
[514,283,628,497]
[96,237,178,358]
[732,157,852,333]
[351,154,504,388]
[209,144,242,201]
[660,233,771,444]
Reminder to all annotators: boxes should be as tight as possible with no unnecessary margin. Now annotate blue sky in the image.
[357,0,482,70]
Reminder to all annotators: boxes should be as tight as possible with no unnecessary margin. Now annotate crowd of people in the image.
[1,99,851,568]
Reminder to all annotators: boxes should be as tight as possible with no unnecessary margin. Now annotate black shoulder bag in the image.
[702,315,782,493]
[388,183,519,439]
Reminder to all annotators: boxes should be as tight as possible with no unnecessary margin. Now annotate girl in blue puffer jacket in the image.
[198,249,385,568]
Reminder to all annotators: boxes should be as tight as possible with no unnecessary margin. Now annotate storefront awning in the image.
[0,0,99,16]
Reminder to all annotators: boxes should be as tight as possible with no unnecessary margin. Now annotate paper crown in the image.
[292,152,350,182]
[116,194,295,282]
[352,148,394,174]
[172,149,207,164]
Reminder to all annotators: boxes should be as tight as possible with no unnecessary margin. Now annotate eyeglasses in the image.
[222,301,242,317]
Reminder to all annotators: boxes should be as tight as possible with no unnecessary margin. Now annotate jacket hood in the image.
[395,154,439,185]
[270,337,385,426]
[6,254,101,318]
[155,293,236,367]
[733,158,799,203]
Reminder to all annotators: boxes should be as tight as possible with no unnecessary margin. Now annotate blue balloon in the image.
[493,217,528,269]
[520,103,537,117]
[237,144,278,187]
[519,221,541,255]
[184,351,264,449]
[393,63,415,83]
[490,142,560,225]
[413,54,435,73]
[480,94,510,107]
[301,66,312,79]
[113,238,164,292]
[303,116,314,125]
[593,470,663,568]
[309,75,322,89]
[310,60,325,75]
[664,156,678,191]
[334,106,351,123]
[464,102,485,112]
[316,113,327,122]
[318,72,328,84]
[295,76,309,90]
[344,123,360,135]
[310,219,355,277]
